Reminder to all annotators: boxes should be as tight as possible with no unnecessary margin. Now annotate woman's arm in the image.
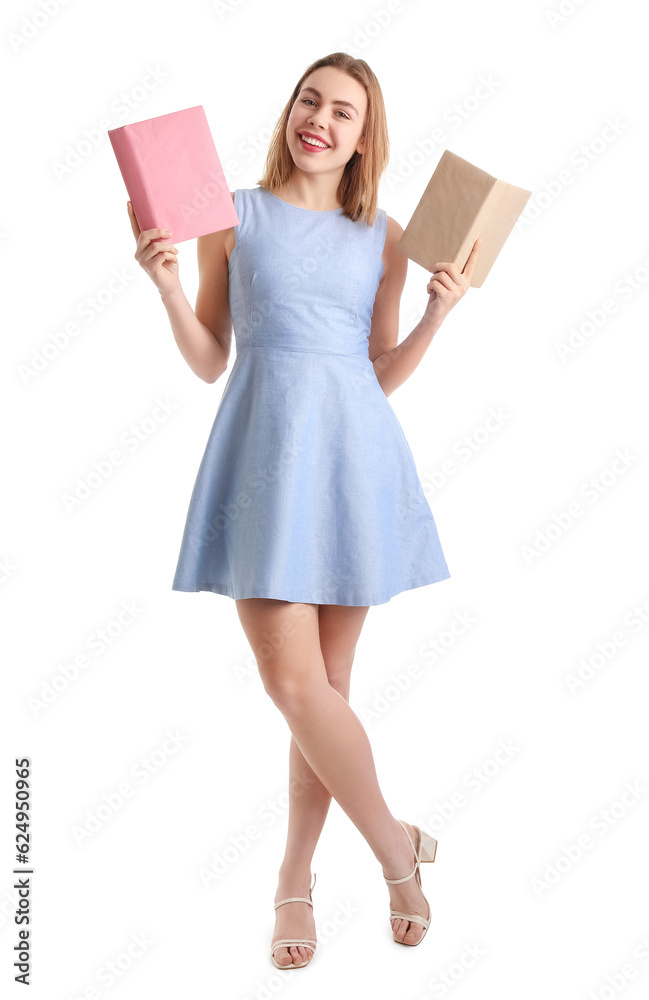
[373,315,443,399]
[159,192,236,384]
[369,216,479,397]
[368,215,435,398]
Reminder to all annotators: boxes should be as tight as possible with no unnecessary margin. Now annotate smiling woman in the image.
[257,54,389,222]
[132,49,482,976]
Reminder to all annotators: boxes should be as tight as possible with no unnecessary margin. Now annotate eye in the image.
[301,99,350,120]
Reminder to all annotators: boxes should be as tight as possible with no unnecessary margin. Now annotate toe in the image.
[392,916,424,945]
[275,946,292,966]
[404,921,423,944]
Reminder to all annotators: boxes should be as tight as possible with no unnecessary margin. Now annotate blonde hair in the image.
[256,52,389,226]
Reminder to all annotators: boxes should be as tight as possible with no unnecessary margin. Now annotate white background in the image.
[2,0,648,997]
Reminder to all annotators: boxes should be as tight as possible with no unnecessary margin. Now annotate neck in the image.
[279,172,343,211]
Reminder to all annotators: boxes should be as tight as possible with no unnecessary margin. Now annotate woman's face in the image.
[286,66,368,172]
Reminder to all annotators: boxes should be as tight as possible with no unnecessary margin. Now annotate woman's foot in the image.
[271,868,317,968]
[381,821,430,945]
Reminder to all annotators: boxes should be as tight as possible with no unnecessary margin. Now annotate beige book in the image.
[397,150,532,288]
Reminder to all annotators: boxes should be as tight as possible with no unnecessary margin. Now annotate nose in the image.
[307,110,327,131]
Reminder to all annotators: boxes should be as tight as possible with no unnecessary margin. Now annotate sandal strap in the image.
[272,872,317,962]
[274,895,313,909]
[383,863,418,885]
[383,822,423,884]
[398,819,417,856]
[385,825,432,937]
[271,939,316,952]
[389,909,431,930]
[274,871,316,909]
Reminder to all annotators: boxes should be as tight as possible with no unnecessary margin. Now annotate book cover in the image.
[108,105,238,243]
[397,150,532,288]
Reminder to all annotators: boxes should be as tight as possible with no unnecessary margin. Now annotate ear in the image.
[356,134,365,155]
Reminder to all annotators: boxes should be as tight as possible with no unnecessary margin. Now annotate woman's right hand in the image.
[128,201,180,295]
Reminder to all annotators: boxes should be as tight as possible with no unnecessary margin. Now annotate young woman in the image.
[129,52,479,970]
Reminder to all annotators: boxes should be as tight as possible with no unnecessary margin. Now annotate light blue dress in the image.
[171,186,450,605]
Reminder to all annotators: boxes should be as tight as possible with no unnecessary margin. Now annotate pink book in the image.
[108,105,238,243]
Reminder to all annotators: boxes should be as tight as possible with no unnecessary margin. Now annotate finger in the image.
[428,271,456,293]
[461,238,482,277]
[427,278,449,297]
[139,241,178,264]
[136,224,174,249]
[127,201,141,240]
[141,250,178,268]
[138,240,178,265]
[138,232,176,257]
[430,261,463,284]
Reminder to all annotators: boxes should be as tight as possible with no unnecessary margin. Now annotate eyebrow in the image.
[299,86,359,116]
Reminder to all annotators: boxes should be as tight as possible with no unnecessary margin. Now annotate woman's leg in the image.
[235,598,431,953]
[281,602,368,869]
[271,603,369,966]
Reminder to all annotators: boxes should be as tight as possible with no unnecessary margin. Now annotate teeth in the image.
[300,134,329,148]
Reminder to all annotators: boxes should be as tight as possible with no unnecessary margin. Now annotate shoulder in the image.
[384,213,404,243]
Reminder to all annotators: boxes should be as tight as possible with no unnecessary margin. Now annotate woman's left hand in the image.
[423,237,481,325]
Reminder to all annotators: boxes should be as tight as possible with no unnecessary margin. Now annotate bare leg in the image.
[281,603,365,868]
[235,598,431,954]
[271,603,368,966]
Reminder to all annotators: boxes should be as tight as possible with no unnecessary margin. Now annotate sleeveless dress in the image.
[171,186,451,605]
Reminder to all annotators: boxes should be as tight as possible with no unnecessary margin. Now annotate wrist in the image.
[420,309,444,336]
[159,284,185,307]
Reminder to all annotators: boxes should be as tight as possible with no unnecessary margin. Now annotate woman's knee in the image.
[234,598,362,708]
[260,664,325,715]
[235,598,323,703]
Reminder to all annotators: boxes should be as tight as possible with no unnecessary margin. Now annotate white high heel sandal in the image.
[270,872,317,969]
[383,820,438,946]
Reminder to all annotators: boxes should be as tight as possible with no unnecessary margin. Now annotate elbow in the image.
[201,327,231,383]
[371,356,390,397]
[201,360,227,384]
